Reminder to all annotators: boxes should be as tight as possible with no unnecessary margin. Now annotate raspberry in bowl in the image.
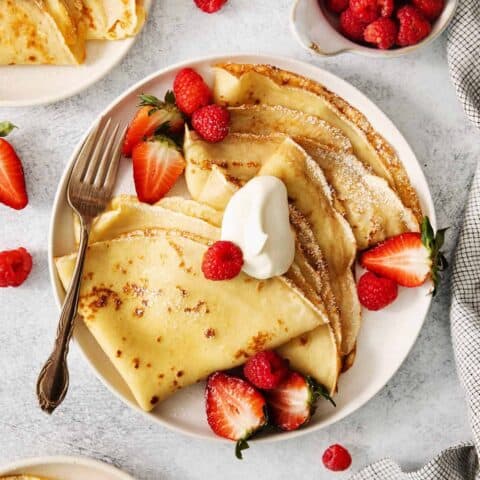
[290,0,457,56]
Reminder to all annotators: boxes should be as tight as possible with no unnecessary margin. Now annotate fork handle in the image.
[36,218,91,413]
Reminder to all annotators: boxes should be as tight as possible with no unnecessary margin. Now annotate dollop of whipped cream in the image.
[221,176,295,280]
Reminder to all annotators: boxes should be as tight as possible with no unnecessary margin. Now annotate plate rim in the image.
[0,0,151,108]
[0,455,134,479]
[48,52,435,444]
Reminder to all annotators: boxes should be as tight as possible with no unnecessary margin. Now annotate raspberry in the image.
[349,0,380,23]
[243,351,290,390]
[191,105,230,143]
[173,68,212,116]
[0,247,32,287]
[339,9,368,41]
[411,0,444,20]
[396,5,431,46]
[202,241,243,280]
[378,0,394,17]
[364,17,398,49]
[325,0,349,14]
[357,271,398,311]
[322,444,352,471]
[194,0,227,13]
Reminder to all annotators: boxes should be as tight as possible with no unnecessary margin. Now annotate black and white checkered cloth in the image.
[351,4,480,477]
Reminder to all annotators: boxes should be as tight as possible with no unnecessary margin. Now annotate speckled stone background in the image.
[0,1,478,478]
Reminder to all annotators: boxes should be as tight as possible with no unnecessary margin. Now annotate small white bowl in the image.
[290,0,458,57]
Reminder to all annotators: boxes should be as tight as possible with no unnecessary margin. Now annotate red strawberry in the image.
[0,122,28,210]
[361,217,447,293]
[132,136,185,204]
[357,271,398,310]
[202,241,244,280]
[173,68,212,116]
[265,372,335,431]
[206,372,267,459]
[322,444,352,471]
[243,351,290,390]
[192,105,230,143]
[122,92,184,157]
[194,0,227,13]
[0,247,32,287]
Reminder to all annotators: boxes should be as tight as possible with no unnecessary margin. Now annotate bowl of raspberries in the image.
[291,0,457,55]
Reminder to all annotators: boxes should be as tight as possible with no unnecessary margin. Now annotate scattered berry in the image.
[173,68,212,115]
[132,136,185,204]
[192,105,230,143]
[194,0,227,13]
[364,17,398,49]
[411,0,444,20]
[0,122,28,210]
[378,0,394,17]
[339,8,368,41]
[349,0,380,23]
[0,247,32,287]
[243,351,290,390]
[360,217,447,293]
[322,444,352,471]
[206,372,267,459]
[265,372,335,431]
[357,271,398,310]
[396,5,432,46]
[325,0,349,14]
[202,241,244,281]
[122,92,184,157]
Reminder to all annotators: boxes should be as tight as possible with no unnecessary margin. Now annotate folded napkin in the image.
[351,6,480,476]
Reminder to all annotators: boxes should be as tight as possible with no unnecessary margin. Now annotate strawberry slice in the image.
[360,217,447,293]
[122,92,184,157]
[265,372,335,431]
[132,136,185,204]
[0,122,28,210]
[206,372,267,459]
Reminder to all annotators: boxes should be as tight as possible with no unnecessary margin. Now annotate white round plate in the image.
[0,1,151,108]
[49,54,435,443]
[0,456,134,480]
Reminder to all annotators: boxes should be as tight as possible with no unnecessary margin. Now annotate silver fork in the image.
[37,118,125,414]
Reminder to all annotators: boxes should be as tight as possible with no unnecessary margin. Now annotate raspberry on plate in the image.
[0,247,32,287]
[202,241,244,280]
[322,444,352,471]
[194,0,227,13]
[192,104,230,143]
[243,351,289,390]
[396,5,432,46]
[349,0,380,23]
[364,17,398,49]
[339,8,368,41]
[325,0,349,14]
[357,271,398,311]
[411,0,444,20]
[173,68,212,115]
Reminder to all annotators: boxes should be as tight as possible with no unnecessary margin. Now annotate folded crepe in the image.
[55,229,327,411]
[213,63,423,222]
[184,130,360,357]
[0,0,86,65]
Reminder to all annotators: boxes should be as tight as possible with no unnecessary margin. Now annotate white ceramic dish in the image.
[0,1,151,108]
[0,456,134,480]
[291,0,457,57]
[48,53,435,444]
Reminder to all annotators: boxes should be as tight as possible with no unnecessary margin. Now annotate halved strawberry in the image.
[206,372,267,459]
[265,372,335,431]
[360,217,447,293]
[132,136,185,204]
[0,122,28,210]
[122,92,184,157]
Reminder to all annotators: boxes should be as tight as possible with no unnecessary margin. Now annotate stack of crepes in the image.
[55,64,423,413]
[0,0,145,65]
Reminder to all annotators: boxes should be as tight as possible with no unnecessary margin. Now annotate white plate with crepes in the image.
[0,456,134,480]
[0,1,151,108]
[49,54,435,444]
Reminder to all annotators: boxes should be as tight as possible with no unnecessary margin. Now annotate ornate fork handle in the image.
[37,218,91,413]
